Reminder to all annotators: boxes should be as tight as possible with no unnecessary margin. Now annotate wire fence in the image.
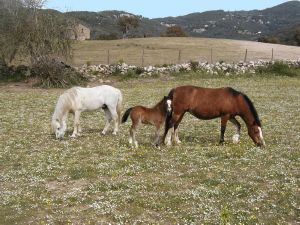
[71,46,299,67]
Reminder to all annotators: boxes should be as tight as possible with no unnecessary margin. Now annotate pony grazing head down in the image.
[51,91,72,139]
[248,121,265,147]
[51,119,66,139]
[242,94,265,147]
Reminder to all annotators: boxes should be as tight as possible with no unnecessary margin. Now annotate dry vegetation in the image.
[0,73,299,224]
[69,37,300,66]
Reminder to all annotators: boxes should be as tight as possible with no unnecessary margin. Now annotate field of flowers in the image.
[0,75,299,224]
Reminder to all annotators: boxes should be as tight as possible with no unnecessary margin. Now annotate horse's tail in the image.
[121,107,133,123]
[116,92,123,125]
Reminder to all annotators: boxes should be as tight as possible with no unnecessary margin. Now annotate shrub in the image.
[31,59,87,88]
[135,67,145,75]
[256,61,300,77]
[96,33,120,40]
[163,25,188,37]
[190,61,199,71]
[257,36,280,44]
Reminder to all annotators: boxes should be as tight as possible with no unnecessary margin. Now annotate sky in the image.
[45,0,294,18]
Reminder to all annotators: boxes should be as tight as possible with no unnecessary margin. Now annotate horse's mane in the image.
[242,94,261,127]
[52,87,77,122]
[154,97,168,114]
[227,87,261,126]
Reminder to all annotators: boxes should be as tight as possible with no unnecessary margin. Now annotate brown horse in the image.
[162,85,265,147]
[122,96,172,148]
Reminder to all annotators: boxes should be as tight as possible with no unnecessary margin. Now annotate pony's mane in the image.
[242,94,261,127]
[52,87,78,122]
[154,97,166,111]
[227,87,261,126]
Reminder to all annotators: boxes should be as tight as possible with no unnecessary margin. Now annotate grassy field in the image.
[69,37,300,66]
[0,74,300,224]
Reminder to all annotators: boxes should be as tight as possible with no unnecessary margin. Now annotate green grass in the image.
[0,74,300,224]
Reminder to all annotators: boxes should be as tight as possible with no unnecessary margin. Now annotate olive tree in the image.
[118,15,139,39]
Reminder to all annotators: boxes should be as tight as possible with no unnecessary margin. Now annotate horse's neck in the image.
[240,104,256,128]
[53,99,69,123]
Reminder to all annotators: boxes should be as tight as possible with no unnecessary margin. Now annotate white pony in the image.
[51,85,123,139]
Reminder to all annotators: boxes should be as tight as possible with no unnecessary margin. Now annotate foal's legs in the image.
[220,114,230,143]
[102,109,112,135]
[129,121,138,148]
[230,117,241,143]
[153,124,161,147]
[71,111,81,137]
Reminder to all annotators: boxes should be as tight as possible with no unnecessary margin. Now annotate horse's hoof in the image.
[165,142,172,146]
[232,134,240,143]
[70,134,77,138]
[112,131,117,135]
[101,131,106,135]
[175,140,182,144]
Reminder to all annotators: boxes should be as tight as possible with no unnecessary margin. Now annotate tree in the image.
[164,25,187,37]
[0,0,74,65]
[117,15,139,39]
[294,27,300,46]
[0,0,86,87]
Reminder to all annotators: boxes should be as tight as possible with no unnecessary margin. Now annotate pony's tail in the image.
[117,93,123,125]
[121,108,133,123]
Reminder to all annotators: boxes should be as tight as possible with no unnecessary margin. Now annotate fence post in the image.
[107,49,110,65]
[178,49,181,64]
[141,49,144,67]
[244,49,248,62]
[210,48,213,64]
[271,48,274,61]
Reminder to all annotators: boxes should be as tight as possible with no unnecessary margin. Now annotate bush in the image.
[0,63,28,82]
[96,33,120,40]
[256,61,300,77]
[135,67,145,75]
[31,59,87,88]
[189,61,199,71]
[163,25,188,37]
[257,36,280,44]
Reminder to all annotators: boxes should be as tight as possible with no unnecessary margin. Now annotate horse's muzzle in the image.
[256,141,266,148]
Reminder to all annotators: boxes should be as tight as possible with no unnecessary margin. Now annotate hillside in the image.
[155,1,300,41]
[66,11,166,39]
[66,1,300,44]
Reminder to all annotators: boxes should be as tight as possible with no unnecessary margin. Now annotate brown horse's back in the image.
[170,85,243,119]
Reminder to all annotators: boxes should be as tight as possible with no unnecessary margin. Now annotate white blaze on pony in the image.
[51,85,123,139]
